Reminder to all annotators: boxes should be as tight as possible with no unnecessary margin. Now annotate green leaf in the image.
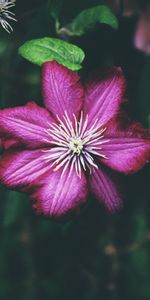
[18,37,85,71]
[68,5,118,36]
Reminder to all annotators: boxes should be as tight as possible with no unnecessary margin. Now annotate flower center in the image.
[69,137,83,155]
[43,111,109,177]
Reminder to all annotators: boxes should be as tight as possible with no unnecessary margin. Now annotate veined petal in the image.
[0,101,55,149]
[32,167,87,217]
[0,149,87,217]
[89,166,123,212]
[0,149,52,188]
[83,67,126,128]
[42,61,83,122]
[100,120,150,174]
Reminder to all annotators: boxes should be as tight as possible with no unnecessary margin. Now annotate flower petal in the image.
[42,61,83,121]
[100,119,150,174]
[0,149,52,188]
[32,167,87,217]
[83,67,126,127]
[0,101,55,149]
[89,166,122,212]
[0,149,87,217]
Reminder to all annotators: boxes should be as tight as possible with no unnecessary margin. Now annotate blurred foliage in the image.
[136,57,150,129]
[67,5,118,36]
[0,0,150,300]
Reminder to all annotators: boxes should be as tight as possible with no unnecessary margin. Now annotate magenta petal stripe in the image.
[0,149,87,217]
[0,149,53,188]
[42,61,84,122]
[89,166,123,212]
[32,167,87,217]
[0,102,55,149]
[100,121,150,174]
[83,67,126,128]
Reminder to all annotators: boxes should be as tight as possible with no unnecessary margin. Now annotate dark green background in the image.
[0,1,150,299]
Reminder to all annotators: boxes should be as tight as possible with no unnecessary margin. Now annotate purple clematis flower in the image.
[0,61,150,217]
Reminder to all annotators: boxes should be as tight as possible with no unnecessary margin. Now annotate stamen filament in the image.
[43,112,109,177]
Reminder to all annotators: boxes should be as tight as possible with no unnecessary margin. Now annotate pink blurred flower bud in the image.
[134,7,150,54]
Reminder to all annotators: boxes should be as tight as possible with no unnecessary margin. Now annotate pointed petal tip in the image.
[101,117,150,175]
[83,65,126,127]
[42,60,83,122]
[90,167,123,213]
[42,60,65,69]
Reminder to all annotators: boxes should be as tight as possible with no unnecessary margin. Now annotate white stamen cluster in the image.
[0,0,17,33]
[43,112,109,178]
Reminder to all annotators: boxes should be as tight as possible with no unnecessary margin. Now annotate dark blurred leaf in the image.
[3,191,22,227]
[18,37,85,71]
[67,5,118,36]
[47,0,63,20]
[132,211,147,243]
[126,248,150,300]
[136,57,150,128]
